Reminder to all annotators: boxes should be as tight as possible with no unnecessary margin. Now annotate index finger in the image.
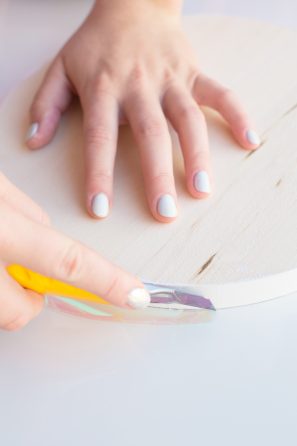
[0,202,150,309]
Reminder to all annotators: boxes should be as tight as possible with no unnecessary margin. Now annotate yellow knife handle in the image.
[7,265,109,306]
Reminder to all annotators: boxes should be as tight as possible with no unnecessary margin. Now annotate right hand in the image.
[0,172,150,331]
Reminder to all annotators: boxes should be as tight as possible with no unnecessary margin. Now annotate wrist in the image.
[93,0,183,16]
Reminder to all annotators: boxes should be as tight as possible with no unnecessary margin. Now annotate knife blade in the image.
[144,282,215,311]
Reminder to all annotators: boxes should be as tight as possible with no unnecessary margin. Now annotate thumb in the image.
[26,57,73,149]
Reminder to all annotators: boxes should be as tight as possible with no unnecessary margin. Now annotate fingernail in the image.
[92,193,109,218]
[127,288,151,309]
[26,122,39,141]
[246,129,261,146]
[157,194,177,218]
[194,170,211,193]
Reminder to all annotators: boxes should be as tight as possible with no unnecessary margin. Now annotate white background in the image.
[1,1,297,445]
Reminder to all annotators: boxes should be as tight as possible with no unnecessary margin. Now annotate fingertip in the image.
[187,169,212,199]
[26,122,39,142]
[88,192,111,219]
[26,122,43,150]
[244,129,262,149]
[26,136,45,150]
[127,287,151,309]
[154,214,178,224]
[26,112,61,150]
[26,60,72,150]
[98,265,150,310]
[153,194,178,223]
[233,128,262,151]
[189,188,212,200]
[152,208,178,223]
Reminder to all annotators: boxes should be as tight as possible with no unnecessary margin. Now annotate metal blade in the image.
[145,282,215,311]
[174,291,215,310]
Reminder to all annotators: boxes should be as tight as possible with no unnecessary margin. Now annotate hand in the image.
[26,0,260,223]
[0,173,150,331]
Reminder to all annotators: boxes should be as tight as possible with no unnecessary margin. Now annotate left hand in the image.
[26,0,260,223]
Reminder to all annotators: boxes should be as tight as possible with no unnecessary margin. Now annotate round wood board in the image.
[1,16,297,316]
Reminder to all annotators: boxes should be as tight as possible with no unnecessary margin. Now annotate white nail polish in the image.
[246,129,261,146]
[194,171,211,193]
[92,193,109,218]
[127,288,151,309]
[26,122,39,141]
[157,194,177,218]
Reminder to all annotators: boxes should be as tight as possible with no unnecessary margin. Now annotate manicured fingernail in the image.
[92,193,109,218]
[246,129,261,146]
[26,122,39,141]
[194,170,211,193]
[157,194,177,218]
[127,288,151,309]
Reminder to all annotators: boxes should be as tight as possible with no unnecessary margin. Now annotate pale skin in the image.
[0,0,260,330]
[27,0,260,222]
[0,173,149,331]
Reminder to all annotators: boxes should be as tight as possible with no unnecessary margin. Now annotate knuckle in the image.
[29,97,44,117]
[151,172,173,183]
[187,68,200,88]
[178,104,203,121]
[136,118,166,138]
[87,170,112,186]
[217,88,233,107]
[30,100,61,122]
[187,151,209,166]
[87,171,113,193]
[101,271,120,303]
[88,170,113,181]
[163,67,175,84]
[85,125,114,146]
[92,73,113,94]
[56,243,84,283]
[83,74,115,102]
[130,63,146,84]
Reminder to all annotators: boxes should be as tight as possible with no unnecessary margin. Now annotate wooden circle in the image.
[1,17,297,312]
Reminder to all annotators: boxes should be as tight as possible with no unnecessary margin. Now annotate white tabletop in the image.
[1,2,297,445]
